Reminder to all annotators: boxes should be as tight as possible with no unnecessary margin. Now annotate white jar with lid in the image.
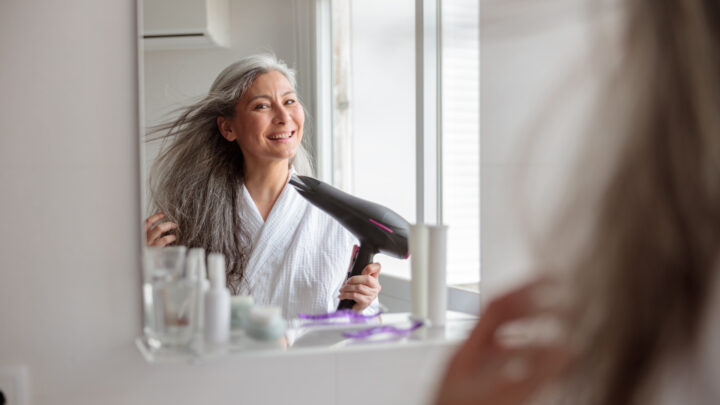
[246,306,286,341]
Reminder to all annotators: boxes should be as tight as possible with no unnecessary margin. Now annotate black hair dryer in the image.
[289,175,410,310]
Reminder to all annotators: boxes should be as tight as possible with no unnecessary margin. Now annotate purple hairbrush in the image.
[342,320,424,339]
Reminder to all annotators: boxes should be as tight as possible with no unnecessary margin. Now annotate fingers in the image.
[361,262,381,278]
[147,221,178,244]
[439,334,572,405]
[339,291,372,305]
[338,283,379,302]
[338,288,374,312]
[344,274,381,289]
[491,344,574,403]
[447,277,568,376]
[144,212,166,232]
[150,233,177,247]
[474,277,559,347]
[339,270,382,312]
[437,276,572,405]
[145,213,178,247]
[339,283,374,296]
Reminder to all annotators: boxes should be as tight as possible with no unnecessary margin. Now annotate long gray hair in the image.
[148,54,313,292]
[536,0,720,403]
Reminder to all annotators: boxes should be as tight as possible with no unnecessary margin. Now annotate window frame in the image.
[309,0,480,296]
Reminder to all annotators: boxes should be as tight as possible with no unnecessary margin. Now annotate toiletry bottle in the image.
[427,224,449,327]
[231,295,254,331]
[187,248,209,335]
[409,223,429,321]
[246,306,286,342]
[204,253,231,346]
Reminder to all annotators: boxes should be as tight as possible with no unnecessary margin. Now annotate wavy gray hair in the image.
[535,0,720,403]
[148,54,313,292]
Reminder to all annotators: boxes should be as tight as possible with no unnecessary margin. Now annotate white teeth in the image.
[269,132,292,140]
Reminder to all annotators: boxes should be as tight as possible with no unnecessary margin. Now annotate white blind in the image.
[442,0,480,286]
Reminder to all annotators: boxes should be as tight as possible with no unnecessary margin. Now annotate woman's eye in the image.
[254,104,269,110]
[284,99,296,105]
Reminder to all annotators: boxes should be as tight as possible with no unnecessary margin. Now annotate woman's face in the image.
[218,70,304,168]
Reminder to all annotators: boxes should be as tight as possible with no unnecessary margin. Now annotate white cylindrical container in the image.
[409,223,429,320]
[427,224,448,327]
[246,306,286,341]
[187,248,209,339]
[230,295,254,330]
[204,253,231,346]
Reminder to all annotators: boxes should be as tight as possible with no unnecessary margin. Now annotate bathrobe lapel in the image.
[239,179,306,302]
[236,172,380,318]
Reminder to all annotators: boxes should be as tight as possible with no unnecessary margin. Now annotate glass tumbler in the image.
[143,246,194,347]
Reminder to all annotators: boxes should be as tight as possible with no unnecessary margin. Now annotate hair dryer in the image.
[289,175,410,310]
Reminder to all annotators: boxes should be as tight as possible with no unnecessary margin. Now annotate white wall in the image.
[0,1,455,404]
[479,2,610,295]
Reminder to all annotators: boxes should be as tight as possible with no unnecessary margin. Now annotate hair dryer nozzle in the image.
[289,174,310,192]
[289,175,409,259]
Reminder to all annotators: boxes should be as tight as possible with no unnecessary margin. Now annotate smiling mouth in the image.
[268,131,295,140]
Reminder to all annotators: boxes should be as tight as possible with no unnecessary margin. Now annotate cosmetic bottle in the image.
[427,224,449,327]
[409,223,429,320]
[231,295,254,331]
[246,306,286,341]
[187,248,209,334]
[204,253,231,346]
[185,249,209,351]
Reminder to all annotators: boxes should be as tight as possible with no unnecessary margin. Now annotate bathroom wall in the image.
[479,1,615,296]
[0,0,607,403]
[0,1,454,404]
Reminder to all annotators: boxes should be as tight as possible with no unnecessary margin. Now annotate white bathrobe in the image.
[237,177,381,319]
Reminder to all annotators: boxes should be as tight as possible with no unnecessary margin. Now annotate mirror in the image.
[138,0,479,360]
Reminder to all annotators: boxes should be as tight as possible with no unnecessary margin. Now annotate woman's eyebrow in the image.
[246,90,296,104]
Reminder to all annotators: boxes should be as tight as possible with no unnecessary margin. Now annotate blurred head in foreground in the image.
[437,0,720,404]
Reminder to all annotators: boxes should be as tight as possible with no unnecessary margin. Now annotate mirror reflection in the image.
[139,0,479,357]
[146,54,386,316]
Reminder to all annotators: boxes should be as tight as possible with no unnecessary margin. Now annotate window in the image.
[442,0,480,288]
[318,0,479,288]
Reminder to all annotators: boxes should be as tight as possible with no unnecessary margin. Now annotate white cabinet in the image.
[142,0,230,50]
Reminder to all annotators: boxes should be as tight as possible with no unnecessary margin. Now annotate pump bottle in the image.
[204,253,231,346]
[187,248,209,333]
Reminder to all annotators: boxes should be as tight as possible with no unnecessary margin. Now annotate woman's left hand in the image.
[339,262,382,312]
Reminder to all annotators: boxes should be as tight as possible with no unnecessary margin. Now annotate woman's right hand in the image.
[434,278,573,405]
[145,212,178,247]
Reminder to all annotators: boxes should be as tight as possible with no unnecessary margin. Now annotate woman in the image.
[437,0,720,403]
[145,54,381,318]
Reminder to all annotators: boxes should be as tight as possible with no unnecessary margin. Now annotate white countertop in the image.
[137,311,478,363]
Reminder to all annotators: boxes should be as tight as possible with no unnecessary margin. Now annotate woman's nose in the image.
[273,107,291,124]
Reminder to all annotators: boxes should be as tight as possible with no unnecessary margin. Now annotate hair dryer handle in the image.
[337,243,377,310]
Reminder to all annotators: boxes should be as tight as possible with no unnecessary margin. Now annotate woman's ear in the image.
[217,116,237,142]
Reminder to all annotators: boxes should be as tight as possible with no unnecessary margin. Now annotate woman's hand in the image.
[145,212,178,247]
[434,278,573,405]
[339,262,382,312]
